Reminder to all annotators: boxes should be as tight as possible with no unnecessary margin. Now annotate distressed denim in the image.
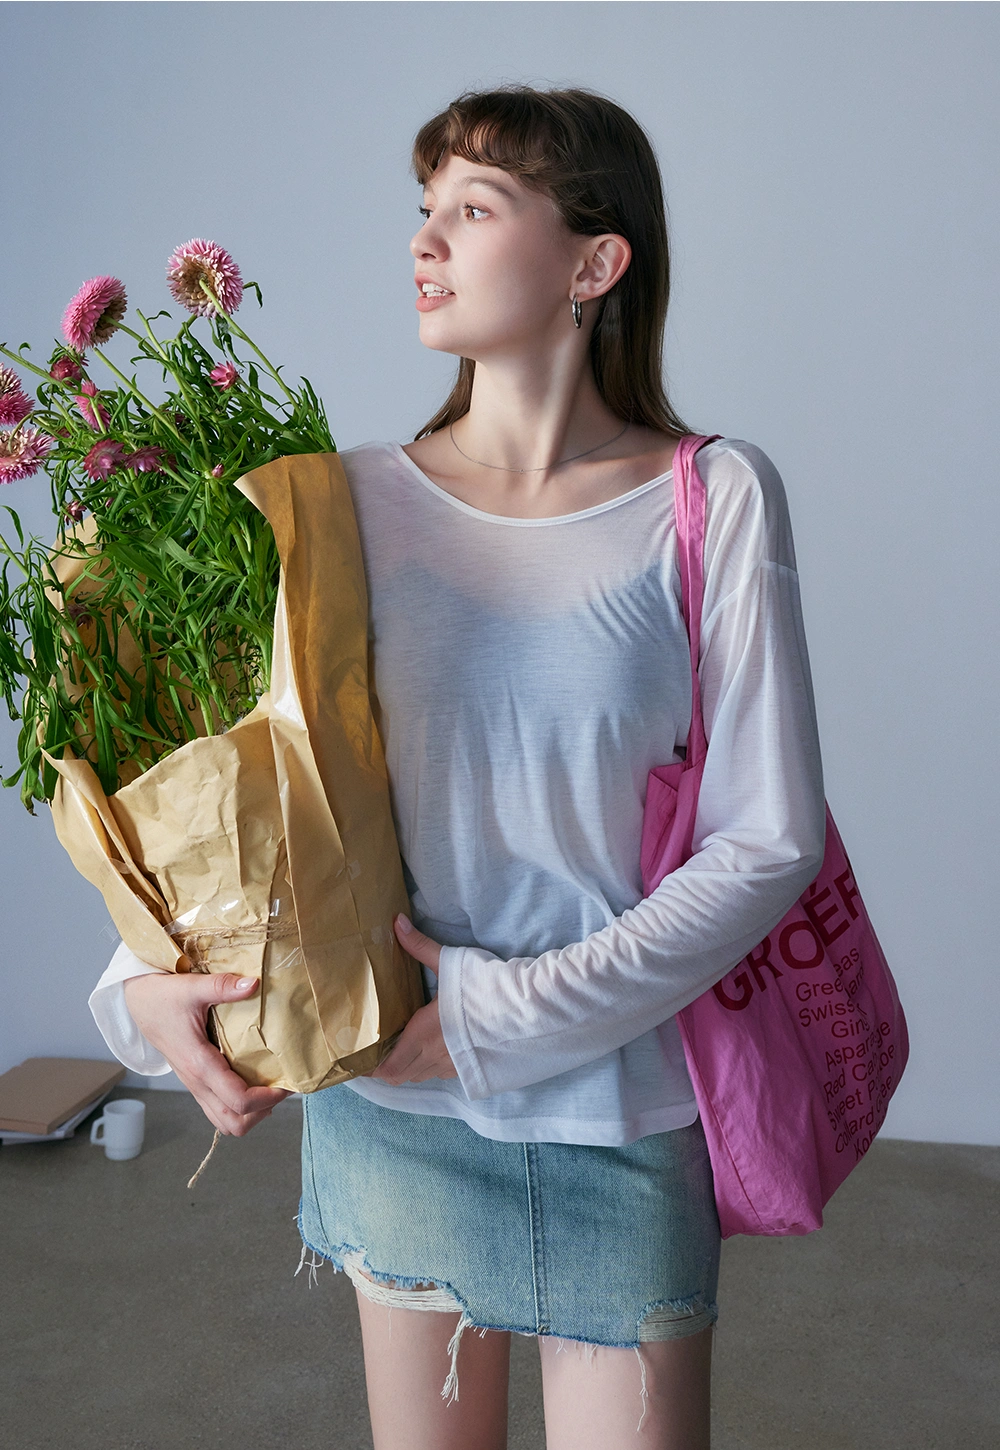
[298,1082,720,1360]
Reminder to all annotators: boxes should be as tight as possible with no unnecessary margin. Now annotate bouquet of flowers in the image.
[0,242,423,1092]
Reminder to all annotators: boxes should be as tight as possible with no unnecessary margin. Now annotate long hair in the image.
[410,84,694,441]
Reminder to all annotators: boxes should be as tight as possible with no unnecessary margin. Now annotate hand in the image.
[369,915,458,1085]
[123,971,290,1136]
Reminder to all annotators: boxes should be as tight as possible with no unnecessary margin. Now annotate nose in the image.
[410,217,446,261]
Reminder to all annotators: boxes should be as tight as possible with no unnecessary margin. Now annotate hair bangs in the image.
[412,95,558,193]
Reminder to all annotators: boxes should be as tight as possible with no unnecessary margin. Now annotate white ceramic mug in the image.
[90,1099,145,1160]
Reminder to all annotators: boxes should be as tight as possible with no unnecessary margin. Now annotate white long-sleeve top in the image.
[90,436,825,1145]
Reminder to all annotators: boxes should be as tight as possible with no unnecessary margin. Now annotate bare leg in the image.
[539,1326,713,1450]
[355,1287,511,1450]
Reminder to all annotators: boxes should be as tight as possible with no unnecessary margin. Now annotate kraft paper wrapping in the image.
[44,453,425,1092]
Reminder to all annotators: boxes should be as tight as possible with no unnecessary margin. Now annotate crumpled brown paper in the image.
[44,453,425,1092]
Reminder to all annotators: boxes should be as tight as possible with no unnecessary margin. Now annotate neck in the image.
[451,354,628,478]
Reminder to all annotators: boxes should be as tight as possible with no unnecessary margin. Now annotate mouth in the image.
[415,281,455,313]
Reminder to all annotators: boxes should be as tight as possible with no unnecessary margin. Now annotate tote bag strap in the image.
[673,434,724,768]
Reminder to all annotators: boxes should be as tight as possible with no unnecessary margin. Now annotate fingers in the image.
[171,1043,289,1135]
[372,1038,421,1085]
[190,1086,282,1138]
[191,971,263,1005]
[123,970,290,1135]
[183,1038,285,1113]
[123,968,259,1032]
[370,999,458,1085]
[173,1066,277,1137]
[174,1030,289,1119]
[375,1051,457,1085]
[394,913,442,973]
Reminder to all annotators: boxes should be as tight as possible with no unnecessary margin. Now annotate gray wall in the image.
[1,3,996,1140]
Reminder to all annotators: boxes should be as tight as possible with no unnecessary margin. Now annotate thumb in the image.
[395,913,440,973]
[199,972,260,1003]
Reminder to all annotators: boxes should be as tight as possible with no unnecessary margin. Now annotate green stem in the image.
[53,617,110,693]
[164,366,214,456]
[124,316,215,458]
[91,347,194,453]
[0,343,60,383]
[191,640,235,730]
[200,284,297,404]
[122,470,156,528]
[47,396,83,433]
[115,321,159,354]
[195,684,219,738]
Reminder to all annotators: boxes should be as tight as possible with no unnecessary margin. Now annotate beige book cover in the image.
[0,1057,125,1135]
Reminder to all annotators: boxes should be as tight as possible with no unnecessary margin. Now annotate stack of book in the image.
[0,1058,125,1145]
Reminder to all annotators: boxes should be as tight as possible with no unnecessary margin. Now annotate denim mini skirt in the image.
[297,1083,721,1354]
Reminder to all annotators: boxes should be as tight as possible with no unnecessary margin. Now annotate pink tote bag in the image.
[641,435,908,1237]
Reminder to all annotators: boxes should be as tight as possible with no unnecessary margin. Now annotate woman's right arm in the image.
[91,945,288,1134]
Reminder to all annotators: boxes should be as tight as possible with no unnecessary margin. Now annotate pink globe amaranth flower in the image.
[208,361,239,390]
[0,366,33,426]
[83,439,126,481]
[61,276,128,352]
[64,500,86,522]
[211,464,225,478]
[74,379,109,432]
[167,239,243,317]
[0,426,54,484]
[50,354,85,383]
[124,446,164,474]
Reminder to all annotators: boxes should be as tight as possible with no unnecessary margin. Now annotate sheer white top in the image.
[90,436,825,1145]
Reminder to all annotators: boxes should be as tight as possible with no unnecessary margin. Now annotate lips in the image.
[415,280,455,314]
[415,275,453,295]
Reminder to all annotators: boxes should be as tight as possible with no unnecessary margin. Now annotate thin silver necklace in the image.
[448,419,630,473]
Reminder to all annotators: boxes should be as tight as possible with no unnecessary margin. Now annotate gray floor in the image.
[2,1089,997,1450]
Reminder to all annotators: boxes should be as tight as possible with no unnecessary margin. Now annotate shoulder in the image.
[697,437,797,572]
[335,438,400,478]
[698,437,788,515]
[333,440,405,509]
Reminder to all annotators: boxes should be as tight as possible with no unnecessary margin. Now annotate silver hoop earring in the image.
[571,295,582,329]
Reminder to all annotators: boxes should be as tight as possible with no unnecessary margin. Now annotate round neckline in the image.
[388,441,674,527]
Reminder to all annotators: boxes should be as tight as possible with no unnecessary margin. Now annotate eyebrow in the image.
[423,174,518,202]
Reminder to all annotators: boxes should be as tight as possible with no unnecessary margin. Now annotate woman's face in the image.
[410,153,596,361]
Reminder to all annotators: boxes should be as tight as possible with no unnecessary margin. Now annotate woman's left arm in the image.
[376,442,826,1097]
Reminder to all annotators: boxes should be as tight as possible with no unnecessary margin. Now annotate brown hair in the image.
[410,84,694,441]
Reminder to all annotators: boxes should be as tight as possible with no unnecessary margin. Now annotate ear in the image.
[572,233,632,304]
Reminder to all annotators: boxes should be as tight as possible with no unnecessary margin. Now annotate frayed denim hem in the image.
[294,1210,478,1405]
[294,1210,715,1430]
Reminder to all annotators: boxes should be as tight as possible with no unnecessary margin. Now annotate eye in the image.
[416,203,489,222]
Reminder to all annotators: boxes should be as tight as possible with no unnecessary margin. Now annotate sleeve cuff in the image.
[436,944,502,1101]
[88,941,174,1076]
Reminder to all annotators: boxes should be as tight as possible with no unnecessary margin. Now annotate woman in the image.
[92,85,825,1449]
